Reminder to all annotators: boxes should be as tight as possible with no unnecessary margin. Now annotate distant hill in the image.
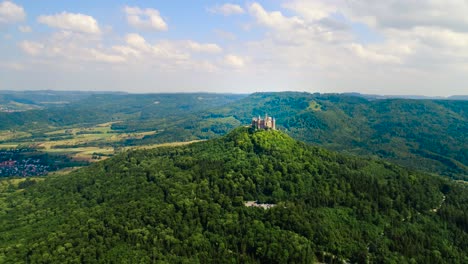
[1,128,466,263]
[0,93,247,130]
[344,92,468,100]
[0,90,111,111]
[129,92,467,180]
[0,91,466,179]
[448,95,468,100]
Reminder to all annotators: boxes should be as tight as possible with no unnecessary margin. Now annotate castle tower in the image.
[251,114,276,130]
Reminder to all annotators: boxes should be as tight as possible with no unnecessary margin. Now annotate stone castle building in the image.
[251,114,276,130]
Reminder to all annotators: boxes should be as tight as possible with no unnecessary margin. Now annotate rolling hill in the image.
[133,92,468,179]
[1,91,466,180]
[0,128,467,263]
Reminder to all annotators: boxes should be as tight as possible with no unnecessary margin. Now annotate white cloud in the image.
[89,49,126,63]
[0,1,25,23]
[341,0,468,32]
[248,2,349,46]
[122,33,221,59]
[18,25,31,32]
[145,40,191,61]
[124,6,167,31]
[208,3,244,16]
[248,2,305,31]
[125,33,151,51]
[7,0,468,95]
[348,43,402,64]
[224,54,245,68]
[186,41,222,53]
[19,41,43,56]
[38,12,101,34]
[112,45,140,57]
[406,27,468,49]
[283,0,336,21]
[19,31,125,63]
[18,28,224,74]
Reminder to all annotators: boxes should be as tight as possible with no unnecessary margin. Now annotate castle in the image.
[251,114,276,130]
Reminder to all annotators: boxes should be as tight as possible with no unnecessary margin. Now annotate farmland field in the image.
[0,122,162,176]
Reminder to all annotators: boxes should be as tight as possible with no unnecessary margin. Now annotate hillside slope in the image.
[0,93,246,131]
[135,92,468,179]
[1,128,467,263]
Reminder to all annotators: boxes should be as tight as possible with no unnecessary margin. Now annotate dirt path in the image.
[431,194,446,213]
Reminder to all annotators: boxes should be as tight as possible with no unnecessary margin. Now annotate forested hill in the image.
[1,128,467,263]
[133,92,468,180]
[1,91,466,179]
[0,93,246,130]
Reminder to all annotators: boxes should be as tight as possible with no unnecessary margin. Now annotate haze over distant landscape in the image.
[1,0,468,96]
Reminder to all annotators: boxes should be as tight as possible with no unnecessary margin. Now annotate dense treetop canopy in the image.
[1,128,467,263]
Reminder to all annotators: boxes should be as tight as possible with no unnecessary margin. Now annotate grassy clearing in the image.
[35,122,157,150]
[0,122,176,174]
[96,121,122,127]
[0,131,32,141]
[47,167,82,176]
[37,131,156,150]
[45,125,111,136]
[0,143,19,149]
[1,122,158,163]
[308,101,322,111]
[125,140,204,150]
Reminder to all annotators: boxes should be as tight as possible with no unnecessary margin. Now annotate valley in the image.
[0,91,246,176]
[2,91,466,180]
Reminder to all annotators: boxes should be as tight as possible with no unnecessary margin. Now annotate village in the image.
[0,156,50,177]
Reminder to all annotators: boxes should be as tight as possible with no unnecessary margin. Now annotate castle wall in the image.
[251,115,276,130]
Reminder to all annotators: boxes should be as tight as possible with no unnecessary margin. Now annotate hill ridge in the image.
[3,126,467,262]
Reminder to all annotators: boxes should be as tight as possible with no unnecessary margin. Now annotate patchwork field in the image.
[0,122,204,176]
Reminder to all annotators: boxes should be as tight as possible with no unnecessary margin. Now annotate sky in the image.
[0,0,467,96]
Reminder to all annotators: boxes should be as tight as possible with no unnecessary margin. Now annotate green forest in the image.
[131,92,468,180]
[1,128,467,263]
[1,91,466,179]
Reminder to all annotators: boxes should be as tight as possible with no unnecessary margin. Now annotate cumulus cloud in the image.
[8,0,468,95]
[119,33,222,60]
[248,2,350,46]
[186,41,222,53]
[0,1,25,23]
[208,3,244,16]
[19,31,125,63]
[248,2,304,31]
[283,0,336,21]
[224,54,245,68]
[342,0,468,32]
[114,34,220,71]
[38,12,101,34]
[123,34,190,61]
[125,33,151,51]
[124,6,168,31]
[348,43,402,64]
[19,41,43,56]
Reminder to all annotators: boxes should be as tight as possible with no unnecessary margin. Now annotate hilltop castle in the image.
[251,114,276,130]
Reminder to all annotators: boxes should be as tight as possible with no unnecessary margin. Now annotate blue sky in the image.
[1,0,468,96]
